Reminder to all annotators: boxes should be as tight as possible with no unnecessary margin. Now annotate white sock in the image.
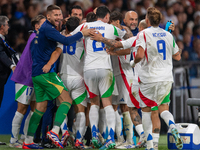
[122,111,133,144]
[24,135,34,144]
[99,109,107,139]
[135,124,145,141]
[11,111,24,143]
[89,105,99,137]
[52,126,60,135]
[22,110,33,139]
[60,116,68,135]
[152,133,160,143]
[115,110,124,142]
[76,112,86,141]
[142,111,153,149]
[160,110,176,129]
[104,105,115,140]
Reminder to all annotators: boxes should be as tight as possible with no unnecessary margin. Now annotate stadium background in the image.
[0,0,200,135]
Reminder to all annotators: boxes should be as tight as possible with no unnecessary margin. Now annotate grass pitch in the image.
[0,134,168,150]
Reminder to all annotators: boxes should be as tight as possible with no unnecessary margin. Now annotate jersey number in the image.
[63,42,76,55]
[156,40,166,60]
[26,87,33,96]
[93,33,105,52]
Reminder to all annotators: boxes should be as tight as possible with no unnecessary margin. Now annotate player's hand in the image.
[107,50,117,55]
[105,47,115,54]
[130,60,136,68]
[42,63,51,73]
[81,26,95,36]
[90,31,103,41]
[57,72,60,77]
[11,66,16,72]
[169,21,175,32]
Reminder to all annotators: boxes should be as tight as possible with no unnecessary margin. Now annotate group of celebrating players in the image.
[8,3,183,150]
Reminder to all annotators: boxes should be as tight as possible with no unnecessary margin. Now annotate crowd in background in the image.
[0,0,200,77]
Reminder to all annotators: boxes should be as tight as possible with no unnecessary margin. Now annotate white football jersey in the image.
[131,47,141,85]
[71,21,126,72]
[57,37,85,76]
[111,36,136,77]
[132,26,179,83]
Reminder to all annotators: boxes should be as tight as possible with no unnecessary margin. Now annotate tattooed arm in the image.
[172,49,181,61]
[90,31,123,49]
[122,25,133,40]
[107,48,131,56]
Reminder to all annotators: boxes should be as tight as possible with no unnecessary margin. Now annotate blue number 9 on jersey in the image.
[157,40,166,60]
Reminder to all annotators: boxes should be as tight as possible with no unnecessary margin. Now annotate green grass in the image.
[0,134,168,150]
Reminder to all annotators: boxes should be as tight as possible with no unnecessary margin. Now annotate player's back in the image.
[58,38,85,76]
[83,20,126,71]
[136,26,179,83]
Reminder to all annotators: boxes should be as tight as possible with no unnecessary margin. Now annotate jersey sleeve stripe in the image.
[80,49,84,60]
[143,31,146,43]
[133,51,136,59]
[173,38,175,48]
[132,32,140,47]
[143,31,148,62]
[113,26,119,36]
[132,39,137,47]
[80,24,85,31]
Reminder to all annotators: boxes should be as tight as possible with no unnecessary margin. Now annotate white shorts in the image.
[84,69,114,98]
[112,74,133,105]
[59,74,87,107]
[15,83,36,105]
[127,84,140,108]
[139,81,172,108]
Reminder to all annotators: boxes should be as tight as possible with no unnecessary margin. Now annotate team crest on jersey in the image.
[34,39,38,44]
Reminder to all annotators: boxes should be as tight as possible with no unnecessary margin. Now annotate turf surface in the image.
[0,134,168,150]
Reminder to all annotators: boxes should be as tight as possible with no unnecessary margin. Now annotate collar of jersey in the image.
[46,20,55,27]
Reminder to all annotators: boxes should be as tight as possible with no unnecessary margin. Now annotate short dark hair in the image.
[65,16,80,32]
[110,11,123,24]
[69,5,83,16]
[96,6,110,19]
[147,7,162,26]
[46,5,61,14]
[31,15,46,30]
[86,12,97,22]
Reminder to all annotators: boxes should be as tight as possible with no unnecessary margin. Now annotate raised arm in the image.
[46,26,94,46]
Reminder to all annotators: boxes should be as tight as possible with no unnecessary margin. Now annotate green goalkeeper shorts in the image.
[32,72,68,102]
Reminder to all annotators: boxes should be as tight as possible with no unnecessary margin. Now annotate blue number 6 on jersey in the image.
[157,40,166,60]
[92,33,105,52]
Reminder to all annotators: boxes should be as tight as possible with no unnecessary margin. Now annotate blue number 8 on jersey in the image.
[92,33,105,52]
